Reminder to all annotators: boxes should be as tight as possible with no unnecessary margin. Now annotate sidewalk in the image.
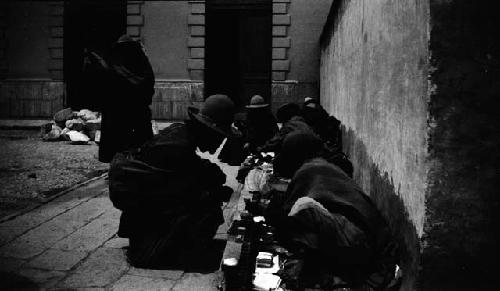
[0,158,241,290]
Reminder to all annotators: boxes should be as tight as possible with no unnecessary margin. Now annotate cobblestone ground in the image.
[0,143,240,290]
[0,129,108,219]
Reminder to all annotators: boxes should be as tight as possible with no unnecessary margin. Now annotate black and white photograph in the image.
[0,0,498,290]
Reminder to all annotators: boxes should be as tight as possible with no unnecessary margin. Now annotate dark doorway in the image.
[64,0,126,110]
[205,0,272,111]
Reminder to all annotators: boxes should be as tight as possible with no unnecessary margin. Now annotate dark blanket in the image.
[98,40,155,162]
[245,109,279,152]
[302,106,342,148]
[268,158,397,288]
[110,123,226,231]
[108,123,227,268]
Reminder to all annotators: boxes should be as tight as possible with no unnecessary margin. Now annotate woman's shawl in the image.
[281,158,398,288]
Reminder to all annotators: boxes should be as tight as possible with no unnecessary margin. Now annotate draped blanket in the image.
[275,158,399,289]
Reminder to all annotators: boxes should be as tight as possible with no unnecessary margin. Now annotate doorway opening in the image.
[64,0,126,110]
[205,0,272,111]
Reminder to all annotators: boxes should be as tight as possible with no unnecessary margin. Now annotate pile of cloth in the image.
[40,108,101,144]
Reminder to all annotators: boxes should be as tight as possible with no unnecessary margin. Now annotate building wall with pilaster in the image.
[271,0,333,112]
[0,0,334,120]
[0,1,64,118]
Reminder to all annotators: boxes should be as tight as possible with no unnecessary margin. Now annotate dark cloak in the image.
[98,39,155,162]
[302,105,342,148]
[267,158,398,288]
[245,108,279,152]
[109,122,228,268]
[258,116,314,153]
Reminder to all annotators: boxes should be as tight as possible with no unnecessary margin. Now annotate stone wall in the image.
[321,0,500,290]
[0,0,334,119]
[0,1,64,118]
[320,0,430,289]
[270,0,333,108]
[422,1,500,290]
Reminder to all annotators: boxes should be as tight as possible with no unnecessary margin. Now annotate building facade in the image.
[0,0,333,120]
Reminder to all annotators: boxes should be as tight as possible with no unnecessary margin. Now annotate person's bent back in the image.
[109,95,237,269]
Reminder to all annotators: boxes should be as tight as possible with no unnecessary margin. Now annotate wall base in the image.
[271,80,318,113]
[343,126,421,291]
[0,80,65,118]
[152,80,204,120]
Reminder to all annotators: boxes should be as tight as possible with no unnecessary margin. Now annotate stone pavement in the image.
[0,150,240,290]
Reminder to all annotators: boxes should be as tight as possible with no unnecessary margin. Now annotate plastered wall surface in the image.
[4,2,50,79]
[320,1,430,288]
[321,0,429,236]
[142,1,190,80]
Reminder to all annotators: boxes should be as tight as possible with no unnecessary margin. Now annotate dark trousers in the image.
[127,208,223,269]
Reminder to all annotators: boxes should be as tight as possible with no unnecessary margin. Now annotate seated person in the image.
[301,97,342,149]
[267,131,399,290]
[108,94,236,269]
[257,102,313,154]
[242,95,279,153]
[219,95,277,167]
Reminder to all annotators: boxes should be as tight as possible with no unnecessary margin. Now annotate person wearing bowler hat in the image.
[242,95,279,153]
[109,94,237,269]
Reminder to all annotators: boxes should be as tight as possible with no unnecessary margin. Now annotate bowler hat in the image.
[245,95,269,109]
[276,103,301,123]
[188,94,236,137]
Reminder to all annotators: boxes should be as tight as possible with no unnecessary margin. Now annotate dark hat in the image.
[117,34,135,43]
[276,102,301,123]
[303,97,319,108]
[274,131,323,178]
[188,94,236,137]
[245,95,269,109]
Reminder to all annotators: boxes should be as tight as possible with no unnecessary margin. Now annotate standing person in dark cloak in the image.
[87,34,155,163]
[243,95,279,153]
[109,94,236,269]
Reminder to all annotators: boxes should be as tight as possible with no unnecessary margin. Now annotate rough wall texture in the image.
[422,0,500,290]
[281,0,333,103]
[320,0,430,289]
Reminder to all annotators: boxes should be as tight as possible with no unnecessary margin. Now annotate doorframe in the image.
[204,0,272,110]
